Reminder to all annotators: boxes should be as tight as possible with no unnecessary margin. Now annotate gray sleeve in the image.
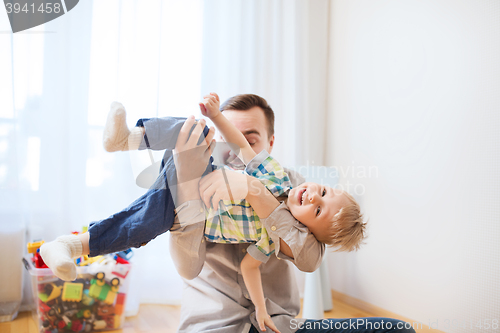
[169,200,207,280]
[246,244,271,263]
[261,202,325,272]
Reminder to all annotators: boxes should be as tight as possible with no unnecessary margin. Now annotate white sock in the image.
[102,102,144,152]
[39,235,83,281]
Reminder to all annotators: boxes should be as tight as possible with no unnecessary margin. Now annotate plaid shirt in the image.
[204,150,292,262]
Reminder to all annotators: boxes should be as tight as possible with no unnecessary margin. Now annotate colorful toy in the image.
[93,320,107,330]
[97,304,115,316]
[114,293,126,316]
[38,301,52,314]
[38,283,62,303]
[76,255,104,267]
[89,272,119,304]
[76,308,92,319]
[34,249,48,268]
[113,255,129,265]
[110,262,130,281]
[27,240,45,254]
[116,249,134,261]
[61,282,84,302]
[104,315,117,329]
[54,318,66,330]
[27,241,49,268]
[112,315,122,329]
[68,319,83,332]
[81,289,95,306]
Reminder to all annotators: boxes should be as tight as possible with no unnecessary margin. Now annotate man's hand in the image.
[199,169,251,209]
[256,307,281,333]
[173,116,215,203]
[199,92,221,120]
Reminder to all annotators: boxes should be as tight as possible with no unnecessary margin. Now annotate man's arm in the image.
[169,198,207,280]
[169,117,214,279]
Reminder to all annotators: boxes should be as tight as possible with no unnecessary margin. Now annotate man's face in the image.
[222,107,275,155]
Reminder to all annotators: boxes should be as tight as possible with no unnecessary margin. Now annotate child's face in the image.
[287,183,350,236]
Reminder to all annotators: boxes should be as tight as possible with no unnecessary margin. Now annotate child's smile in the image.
[297,188,307,205]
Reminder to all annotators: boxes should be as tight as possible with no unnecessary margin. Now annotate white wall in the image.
[327,0,500,331]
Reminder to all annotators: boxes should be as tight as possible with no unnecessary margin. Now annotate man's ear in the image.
[267,135,275,154]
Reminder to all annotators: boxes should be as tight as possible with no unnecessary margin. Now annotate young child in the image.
[41,93,366,333]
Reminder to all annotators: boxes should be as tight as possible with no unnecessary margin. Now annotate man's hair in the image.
[316,191,366,251]
[220,94,275,139]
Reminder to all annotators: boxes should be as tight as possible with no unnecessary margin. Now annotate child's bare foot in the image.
[39,235,83,281]
[103,102,144,152]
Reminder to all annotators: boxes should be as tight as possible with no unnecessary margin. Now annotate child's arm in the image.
[200,93,256,165]
[241,254,281,333]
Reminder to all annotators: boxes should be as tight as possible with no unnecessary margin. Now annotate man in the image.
[170,94,415,333]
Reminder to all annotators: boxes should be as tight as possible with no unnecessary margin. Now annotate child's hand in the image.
[255,307,281,333]
[199,92,221,119]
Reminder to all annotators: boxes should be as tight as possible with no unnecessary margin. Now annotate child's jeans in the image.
[87,117,214,257]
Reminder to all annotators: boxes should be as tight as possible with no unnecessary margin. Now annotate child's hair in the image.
[317,191,366,251]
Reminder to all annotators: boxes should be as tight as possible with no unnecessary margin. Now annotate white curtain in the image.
[201,0,330,167]
[1,0,331,310]
[1,0,204,311]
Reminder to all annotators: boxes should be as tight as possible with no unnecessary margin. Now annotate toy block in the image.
[61,282,84,302]
[114,293,126,315]
[27,240,45,254]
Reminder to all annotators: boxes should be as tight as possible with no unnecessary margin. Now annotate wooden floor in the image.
[0,299,426,333]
